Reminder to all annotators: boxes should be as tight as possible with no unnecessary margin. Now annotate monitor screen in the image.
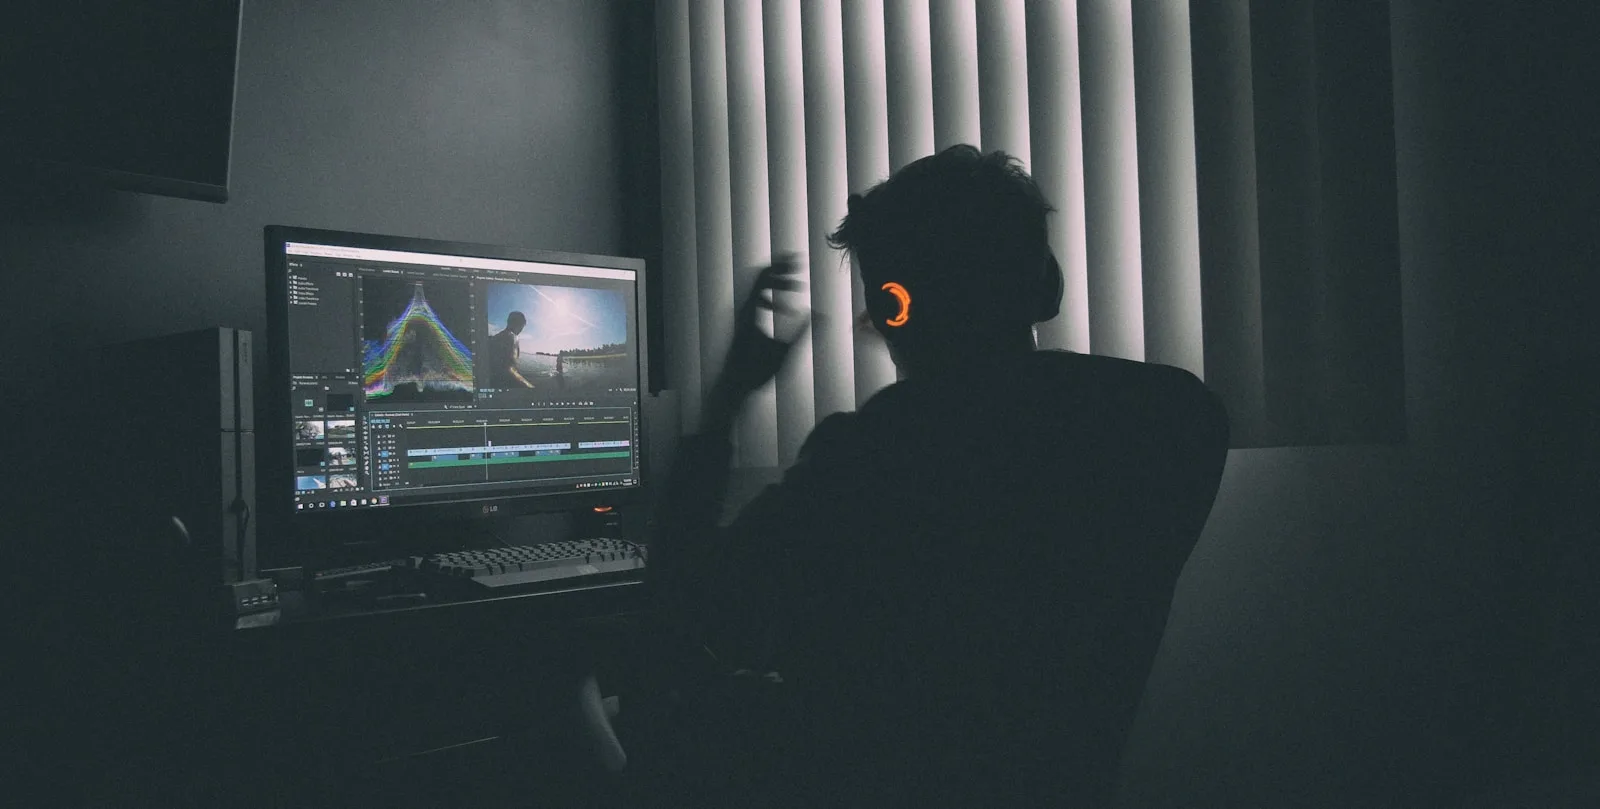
[265,228,646,521]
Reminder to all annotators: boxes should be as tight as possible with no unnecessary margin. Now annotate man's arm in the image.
[649,397,854,668]
[646,257,811,664]
[648,384,740,592]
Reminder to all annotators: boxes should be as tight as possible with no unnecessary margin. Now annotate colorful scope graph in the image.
[363,283,474,398]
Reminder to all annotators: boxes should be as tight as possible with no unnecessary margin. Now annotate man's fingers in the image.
[738,257,809,342]
[772,251,804,269]
[755,258,807,282]
[758,266,806,286]
[782,314,813,344]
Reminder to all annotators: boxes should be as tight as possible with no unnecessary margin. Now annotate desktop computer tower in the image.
[105,327,256,584]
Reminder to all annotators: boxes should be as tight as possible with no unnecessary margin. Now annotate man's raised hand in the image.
[713,254,810,403]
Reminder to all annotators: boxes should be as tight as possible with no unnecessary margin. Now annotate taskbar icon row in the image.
[576,479,635,490]
[298,495,390,510]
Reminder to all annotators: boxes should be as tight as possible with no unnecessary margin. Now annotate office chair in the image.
[766,558,1181,809]
[585,529,1190,809]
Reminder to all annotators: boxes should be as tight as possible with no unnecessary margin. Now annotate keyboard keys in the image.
[415,538,643,590]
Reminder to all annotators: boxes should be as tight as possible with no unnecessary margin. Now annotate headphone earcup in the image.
[866,280,911,336]
[868,254,1059,334]
[1034,253,1063,324]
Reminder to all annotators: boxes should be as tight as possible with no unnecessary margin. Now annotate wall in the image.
[1118,2,1599,806]
[1,0,628,558]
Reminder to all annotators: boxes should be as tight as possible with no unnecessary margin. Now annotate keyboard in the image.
[416,538,646,591]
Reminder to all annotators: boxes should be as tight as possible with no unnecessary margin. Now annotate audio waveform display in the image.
[362,281,474,400]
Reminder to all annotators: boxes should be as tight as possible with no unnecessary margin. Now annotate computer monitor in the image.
[262,226,650,562]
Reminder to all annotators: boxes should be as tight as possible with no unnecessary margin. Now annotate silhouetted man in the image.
[483,311,532,389]
[648,145,1230,808]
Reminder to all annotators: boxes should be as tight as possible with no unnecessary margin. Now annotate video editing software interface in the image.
[280,240,641,513]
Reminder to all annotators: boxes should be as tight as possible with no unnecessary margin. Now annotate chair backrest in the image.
[772,514,1198,807]
[761,355,1228,805]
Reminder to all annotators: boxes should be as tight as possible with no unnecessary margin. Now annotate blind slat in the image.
[1026,0,1089,352]
[884,0,934,173]
[657,0,702,431]
[726,0,780,467]
[764,0,817,465]
[802,0,857,421]
[1132,0,1204,377]
[1190,0,1265,435]
[929,0,980,150]
[1079,0,1145,361]
[976,0,1030,167]
[844,0,897,404]
[689,0,737,419]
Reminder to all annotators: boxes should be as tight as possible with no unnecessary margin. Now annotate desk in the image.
[259,576,659,799]
[245,571,652,629]
[43,573,666,808]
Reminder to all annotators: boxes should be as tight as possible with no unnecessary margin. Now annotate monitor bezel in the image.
[262,225,651,557]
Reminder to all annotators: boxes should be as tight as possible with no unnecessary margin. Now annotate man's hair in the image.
[506,311,527,331]
[827,144,1054,331]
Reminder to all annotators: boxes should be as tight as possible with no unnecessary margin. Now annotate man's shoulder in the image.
[794,352,1226,459]
[1042,350,1200,388]
[1057,353,1228,442]
[1037,352,1219,413]
[861,350,1212,407]
[795,411,864,461]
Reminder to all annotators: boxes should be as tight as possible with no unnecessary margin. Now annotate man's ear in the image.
[1034,252,1064,324]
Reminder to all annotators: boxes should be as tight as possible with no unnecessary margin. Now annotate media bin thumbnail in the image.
[325,419,356,440]
[480,282,632,396]
[295,419,325,442]
[361,278,474,403]
[296,475,327,491]
[329,474,358,490]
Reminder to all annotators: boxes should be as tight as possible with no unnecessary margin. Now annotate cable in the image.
[490,527,516,549]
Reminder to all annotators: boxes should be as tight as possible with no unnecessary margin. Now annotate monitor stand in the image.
[447,511,575,551]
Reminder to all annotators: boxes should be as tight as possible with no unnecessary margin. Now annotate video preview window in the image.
[480,282,631,396]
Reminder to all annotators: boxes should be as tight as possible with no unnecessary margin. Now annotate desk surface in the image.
[43,573,667,808]
[238,568,654,631]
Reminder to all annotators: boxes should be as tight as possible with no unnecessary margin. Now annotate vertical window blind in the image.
[658,0,1207,467]
[656,0,1403,457]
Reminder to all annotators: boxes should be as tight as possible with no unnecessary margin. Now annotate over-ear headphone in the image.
[1036,252,1063,324]
[867,251,1063,333]
[880,282,911,328]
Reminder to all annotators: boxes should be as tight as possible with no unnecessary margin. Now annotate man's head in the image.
[827,144,1060,374]
[505,311,527,334]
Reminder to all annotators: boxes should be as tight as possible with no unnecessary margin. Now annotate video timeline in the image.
[368,407,636,494]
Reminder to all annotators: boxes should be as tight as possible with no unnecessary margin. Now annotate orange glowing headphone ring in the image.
[881,282,911,327]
